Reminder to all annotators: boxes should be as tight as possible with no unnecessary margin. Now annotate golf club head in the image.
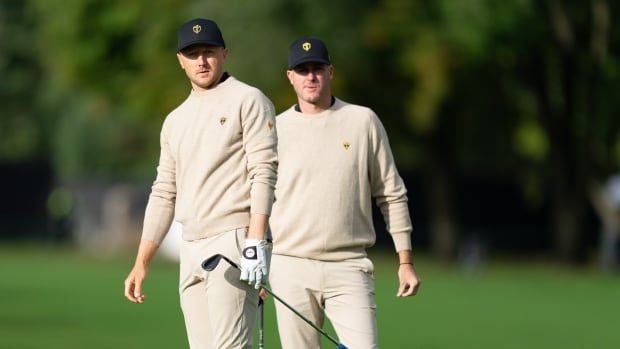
[201,254,223,271]
[201,254,239,271]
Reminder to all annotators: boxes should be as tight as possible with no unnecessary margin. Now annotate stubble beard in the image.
[192,70,220,90]
[301,88,322,105]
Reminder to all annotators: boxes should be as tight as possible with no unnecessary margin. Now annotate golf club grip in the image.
[258,300,264,349]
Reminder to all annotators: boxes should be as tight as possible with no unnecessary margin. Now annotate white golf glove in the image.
[240,239,272,289]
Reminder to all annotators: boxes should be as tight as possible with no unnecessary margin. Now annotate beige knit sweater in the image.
[140,76,278,244]
[270,98,412,261]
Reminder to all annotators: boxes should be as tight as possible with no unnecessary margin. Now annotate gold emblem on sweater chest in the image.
[343,142,350,150]
[268,121,274,130]
[219,117,226,125]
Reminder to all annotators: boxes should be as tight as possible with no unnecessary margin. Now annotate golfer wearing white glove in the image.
[123,18,278,349]
[240,238,272,289]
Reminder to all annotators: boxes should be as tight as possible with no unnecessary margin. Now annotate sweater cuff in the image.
[140,237,162,246]
[141,220,169,246]
[392,232,412,252]
[250,182,275,215]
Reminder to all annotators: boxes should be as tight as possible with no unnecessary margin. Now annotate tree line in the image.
[1,0,619,263]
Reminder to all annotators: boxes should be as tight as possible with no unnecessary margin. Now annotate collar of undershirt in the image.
[294,96,335,113]
[190,72,231,95]
[219,72,230,84]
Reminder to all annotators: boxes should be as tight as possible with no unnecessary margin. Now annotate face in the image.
[286,62,333,106]
[177,44,228,91]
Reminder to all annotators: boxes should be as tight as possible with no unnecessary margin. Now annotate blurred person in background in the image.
[268,36,421,349]
[123,18,277,349]
[590,174,620,271]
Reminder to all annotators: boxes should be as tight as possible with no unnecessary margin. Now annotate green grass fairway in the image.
[0,244,618,348]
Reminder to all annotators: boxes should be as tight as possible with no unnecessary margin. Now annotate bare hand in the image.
[397,263,421,297]
[259,288,268,301]
[124,264,148,304]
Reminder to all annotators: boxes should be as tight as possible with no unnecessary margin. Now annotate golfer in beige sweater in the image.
[269,37,421,349]
[123,19,277,349]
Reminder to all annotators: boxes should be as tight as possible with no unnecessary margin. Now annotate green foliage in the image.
[363,0,620,223]
[46,186,74,219]
[514,120,548,163]
[4,0,620,259]
[185,0,376,108]
[0,0,44,161]
[366,0,542,171]
[30,0,188,180]
[2,0,619,183]
[23,0,377,180]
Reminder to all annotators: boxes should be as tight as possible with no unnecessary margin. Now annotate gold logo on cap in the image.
[193,25,202,34]
[302,42,312,51]
[268,121,274,130]
[219,117,226,125]
[343,142,350,150]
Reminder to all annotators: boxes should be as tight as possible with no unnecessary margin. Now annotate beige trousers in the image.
[269,254,378,349]
[179,227,259,349]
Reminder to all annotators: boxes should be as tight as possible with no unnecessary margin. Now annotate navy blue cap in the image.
[288,37,331,69]
[177,18,225,52]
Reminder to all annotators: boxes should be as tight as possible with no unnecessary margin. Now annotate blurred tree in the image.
[0,0,44,162]
[187,0,376,111]
[366,0,620,263]
[365,0,533,260]
[29,0,374,180]
[12,0,619,262]
[30,0,188,181]
[531,0,618,262]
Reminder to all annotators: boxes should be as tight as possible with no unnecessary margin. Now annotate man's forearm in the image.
[134,239,160,267]
[398,249,413,264]
[247,213,269,240]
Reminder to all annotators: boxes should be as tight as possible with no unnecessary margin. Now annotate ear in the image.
[176,53,185,70]
[286,70,294,85]
[221,48,229,61]
[327,65,334,80]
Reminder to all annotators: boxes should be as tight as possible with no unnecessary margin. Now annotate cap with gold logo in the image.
[177,18,226,52]
[287,36,331,69]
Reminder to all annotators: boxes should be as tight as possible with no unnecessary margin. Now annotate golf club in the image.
[201,254,348,349]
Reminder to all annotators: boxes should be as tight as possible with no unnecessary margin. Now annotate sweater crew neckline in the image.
[293,96,339,119]
[189,72,232,97]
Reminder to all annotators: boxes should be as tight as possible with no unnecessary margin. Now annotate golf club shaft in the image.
[260,286,340,347]
[202,254,347,349]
